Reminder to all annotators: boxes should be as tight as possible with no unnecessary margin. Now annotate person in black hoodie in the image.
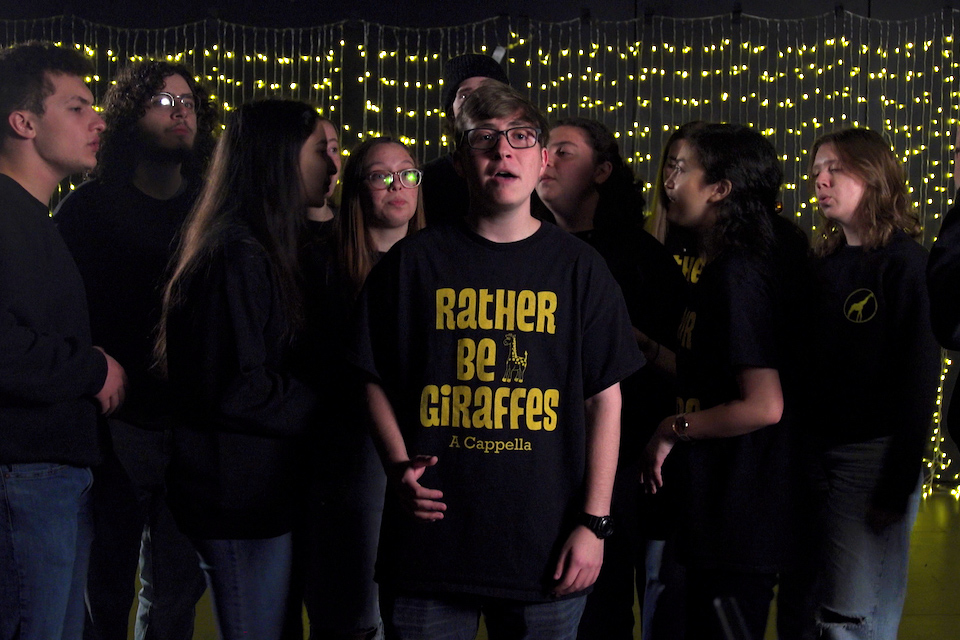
[54,59,216,640]
[420,53,508,225]
[0,41,126,639]
[156,99,335,640]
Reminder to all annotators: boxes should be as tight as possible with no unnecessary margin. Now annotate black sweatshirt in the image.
[0,174,106,466]
[928,199,960,349]
[164,224,317,539]
[812,232,940,513]
[54,179,198,428]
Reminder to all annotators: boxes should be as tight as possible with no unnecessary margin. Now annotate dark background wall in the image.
[4,0,956,28]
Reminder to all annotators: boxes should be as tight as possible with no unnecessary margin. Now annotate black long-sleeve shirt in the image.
[164,224,317,538]
[927,199,960,443]
[0,174,106,466]
[54,179,198,427]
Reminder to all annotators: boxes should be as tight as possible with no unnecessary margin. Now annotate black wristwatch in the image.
[578,512,615,539]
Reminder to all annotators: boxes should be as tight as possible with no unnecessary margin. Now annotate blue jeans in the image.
[84,420,205,640]
[640,537,686,640]
[193,534,293,640]
[811,438,921,640]
[382,591,587,640]
[0,463,93,640]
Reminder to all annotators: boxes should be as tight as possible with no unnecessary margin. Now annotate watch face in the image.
[580,512,615,538]
[598,516,615,538]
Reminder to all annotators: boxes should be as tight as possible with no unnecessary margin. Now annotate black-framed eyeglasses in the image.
[365,169,422,190]
[460,127,541,151]
[149,92,196,111]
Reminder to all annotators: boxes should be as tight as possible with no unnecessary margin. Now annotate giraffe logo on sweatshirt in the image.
[843,288,877,323]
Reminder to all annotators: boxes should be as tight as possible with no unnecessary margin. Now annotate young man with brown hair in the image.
[0,40,126,640]
[351,83,642,639]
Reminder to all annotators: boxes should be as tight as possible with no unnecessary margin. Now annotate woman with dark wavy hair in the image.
[535,117,685,639]
[156,99,335,639]
[798,127,939,640]
[641,123,804,640]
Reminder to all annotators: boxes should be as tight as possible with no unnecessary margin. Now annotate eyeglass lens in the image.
[465,127,539,150]
[151,92,196,111]
[369,169,422,189]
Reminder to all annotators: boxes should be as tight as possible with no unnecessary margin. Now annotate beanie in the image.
[441,53,509,115]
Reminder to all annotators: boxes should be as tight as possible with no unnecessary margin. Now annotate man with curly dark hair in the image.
[53,60,216,640]
[0,40,127,640]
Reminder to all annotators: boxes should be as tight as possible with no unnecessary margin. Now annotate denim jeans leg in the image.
[813,438,921,640]
[129,426,205,640]
[83,447,143,640]
[381,591,481,640]
[193,533,293,640]
[0,463,93,640]
[640,536,686,640]
[136,504,206,640]
[640,538,667,639]
[485,595,588,640]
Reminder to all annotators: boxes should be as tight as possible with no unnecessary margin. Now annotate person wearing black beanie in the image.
[422,52,508,225]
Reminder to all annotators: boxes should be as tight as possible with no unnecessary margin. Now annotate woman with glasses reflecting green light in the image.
[338,138,426,297]
[300,137,424,640]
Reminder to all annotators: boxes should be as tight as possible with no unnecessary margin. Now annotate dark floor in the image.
[178,491,960,639]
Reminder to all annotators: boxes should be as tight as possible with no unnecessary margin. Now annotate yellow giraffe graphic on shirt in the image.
[502,333,528,383]
[844,289,877,323]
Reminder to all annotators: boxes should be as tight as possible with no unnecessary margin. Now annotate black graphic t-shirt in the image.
[812,232,940,512]
[350,221,641,601]
[675,248,796,572]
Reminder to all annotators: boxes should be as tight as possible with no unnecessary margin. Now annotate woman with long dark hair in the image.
[305,117,342,238]
[156,99,335,639]
[641,123,804,640]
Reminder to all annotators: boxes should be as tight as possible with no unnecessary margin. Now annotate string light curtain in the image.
[2,12,957,230]
[2,10,959,488]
